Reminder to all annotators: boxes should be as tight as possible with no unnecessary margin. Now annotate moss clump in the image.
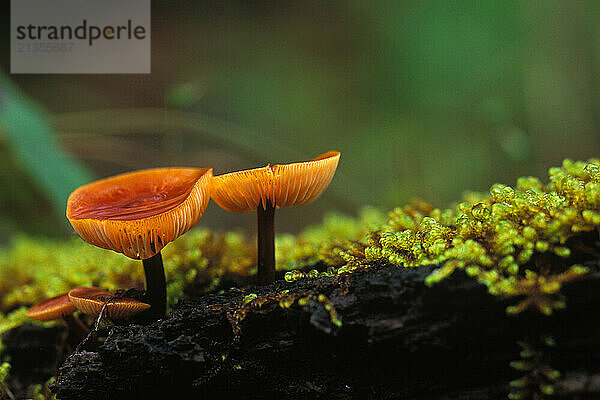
[357,158,599,315]
[276,207,385,269]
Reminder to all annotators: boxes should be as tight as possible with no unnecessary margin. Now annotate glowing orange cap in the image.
[67,168,212,259]
[210,151,340,213]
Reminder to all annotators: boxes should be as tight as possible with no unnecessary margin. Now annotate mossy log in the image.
[50,261,600,400]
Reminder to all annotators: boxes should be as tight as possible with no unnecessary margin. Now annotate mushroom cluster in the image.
[27,287,150,341]
[66,167,213,321]
[34,151,340,324]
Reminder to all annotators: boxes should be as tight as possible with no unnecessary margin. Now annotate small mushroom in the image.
[68,287,150,320]
[210,151,340,284]
[26,293,89,341]
[66,167,213,321]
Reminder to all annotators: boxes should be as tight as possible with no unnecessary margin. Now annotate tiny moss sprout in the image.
[301,294,343,328]
[509,337,561,400]
[25,376,55,400]
[242,294,258,305]
[0,362,11,399]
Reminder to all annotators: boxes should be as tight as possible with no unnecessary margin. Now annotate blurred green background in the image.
[1,0,599,242]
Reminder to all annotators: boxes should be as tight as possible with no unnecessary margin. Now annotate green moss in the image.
[276,207,385,269]
[358,158,600,316]
[272,159,600,322]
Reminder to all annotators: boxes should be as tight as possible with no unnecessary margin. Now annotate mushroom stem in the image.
[62,314,90,342]
[257,199,276,284]
[142,252,167,320]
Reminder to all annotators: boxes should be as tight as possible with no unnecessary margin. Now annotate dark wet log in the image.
[2,323,67,397]
[50,262,600,400]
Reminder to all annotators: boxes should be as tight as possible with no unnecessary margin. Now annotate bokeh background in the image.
[1,1,599,243]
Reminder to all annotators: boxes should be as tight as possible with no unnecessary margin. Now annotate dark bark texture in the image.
[2,323,67,396]
[49,261,600,400]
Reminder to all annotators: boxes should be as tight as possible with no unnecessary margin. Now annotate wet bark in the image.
[49,261,600,400]
[2,323,67,397]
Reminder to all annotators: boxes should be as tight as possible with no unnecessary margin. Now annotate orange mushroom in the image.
[67,167,213,320]
[68,287,150,320]
[211,151,340,284]
[27,292,89,340]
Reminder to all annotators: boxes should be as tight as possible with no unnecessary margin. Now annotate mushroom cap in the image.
[67,167,213,260]
[26,293,76,321]
[68,287,150,319]
[210,151,340,213]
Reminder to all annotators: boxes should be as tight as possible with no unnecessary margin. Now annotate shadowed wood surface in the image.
[46,260,600,400]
